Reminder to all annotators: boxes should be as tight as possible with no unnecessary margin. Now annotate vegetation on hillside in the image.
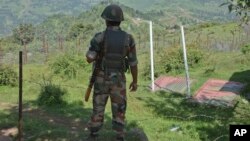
[0,1,250,141]
[116,0,235,25]
[0,0,236,37]
[0,0,104,36]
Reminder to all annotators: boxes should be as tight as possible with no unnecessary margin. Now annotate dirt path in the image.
[0,102,149,141]
[24,108,86,133]
[0,103,18,141]
[0,102,87,140]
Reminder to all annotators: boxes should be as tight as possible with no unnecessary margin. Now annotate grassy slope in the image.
[1,29,250,141]
[0,51,249,141]
[1,4,250,141]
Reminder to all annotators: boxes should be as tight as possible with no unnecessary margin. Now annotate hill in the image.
[0,2,250,141]
[116,0,235,25]
[0,0,235,37]
[0,0,104,37]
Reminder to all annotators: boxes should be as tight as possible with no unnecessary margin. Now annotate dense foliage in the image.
[223,0,250,22]
[67,23,94,40]
[12,23,35,45]
[160,44,205,74]
[0,65,18,86]
[49,54,90,79]
[241,44,250,54]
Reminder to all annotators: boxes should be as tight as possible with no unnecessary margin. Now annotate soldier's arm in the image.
[85,32,103,63]
[127,34,138,91]
[130,65,138,82]
[129,47,138,84]
[128,46,138,91]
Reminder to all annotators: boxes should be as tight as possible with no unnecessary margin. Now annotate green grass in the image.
[1,37,250,141]
[1,58,250,141]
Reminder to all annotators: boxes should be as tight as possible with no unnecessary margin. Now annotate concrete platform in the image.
[192,79,245,107]
[151,76,194,94]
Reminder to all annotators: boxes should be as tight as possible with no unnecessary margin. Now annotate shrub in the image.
[37,80,67,106]
[241,45,250,55]
[0,66,18,86]
[49,54,90,79]
[160,44,204,74]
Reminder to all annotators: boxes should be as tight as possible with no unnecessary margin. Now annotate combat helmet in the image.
[101,4,124,22]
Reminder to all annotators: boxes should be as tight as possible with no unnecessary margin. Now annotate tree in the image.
[67,23,94,40]
[12,23,35,63]
[67,23,94,53]
[222,0,250,23]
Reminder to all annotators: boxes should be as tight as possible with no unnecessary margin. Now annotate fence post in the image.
[18,51,23,141]
[180,26,191,98]
[149,21,155,91]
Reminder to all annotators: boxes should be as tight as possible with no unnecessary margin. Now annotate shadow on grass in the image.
[229,70,250,83]
[229,69,250,99]
[136,91,237,141]
[0,100,148,141]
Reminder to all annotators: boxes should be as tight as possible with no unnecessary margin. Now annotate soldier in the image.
[85,4,138,141]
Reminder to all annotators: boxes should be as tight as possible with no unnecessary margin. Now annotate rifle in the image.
[85,30,106,102]
[85,65,99,102]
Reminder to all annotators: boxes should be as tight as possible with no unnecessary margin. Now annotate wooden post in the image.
[18,51,23,141]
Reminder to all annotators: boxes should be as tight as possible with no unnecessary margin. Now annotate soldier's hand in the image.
[129,82,137,92]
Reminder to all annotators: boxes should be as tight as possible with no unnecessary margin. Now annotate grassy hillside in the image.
[1,1,250,141]
[0,44,250,141]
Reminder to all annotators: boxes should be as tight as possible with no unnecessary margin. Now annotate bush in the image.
[0,66,18,86]
[49,54,90,79]
[37,80,67,106]
[160,44,204,74]
[241,45,250,55]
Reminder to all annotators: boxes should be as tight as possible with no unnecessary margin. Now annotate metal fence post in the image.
[180,26,191,97]
[149,21,155,91]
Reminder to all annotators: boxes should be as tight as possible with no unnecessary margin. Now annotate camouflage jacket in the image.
[86,26,138,71]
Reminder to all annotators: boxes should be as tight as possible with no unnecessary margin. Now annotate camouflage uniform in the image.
[86,26,138,137]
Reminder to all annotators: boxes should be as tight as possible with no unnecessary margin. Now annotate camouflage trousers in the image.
[87,71,127,137]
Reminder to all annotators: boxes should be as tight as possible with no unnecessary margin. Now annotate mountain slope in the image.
[0,0,104,37]
[115,0,235,24]
[0,0,235,37]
